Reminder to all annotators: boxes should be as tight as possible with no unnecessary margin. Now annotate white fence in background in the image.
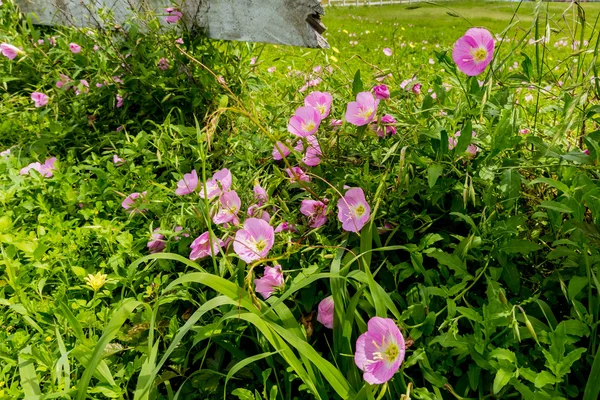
[322,0,428,6]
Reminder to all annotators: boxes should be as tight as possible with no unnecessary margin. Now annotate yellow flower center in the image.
[255,239,267,252]
[317,104,327,115]
[354,205,366,217]
[356,108,373,120]
[471,47,488,63]
[302,121,316,132]
[372,338,399,364]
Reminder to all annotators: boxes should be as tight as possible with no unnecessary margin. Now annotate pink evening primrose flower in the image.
[1,43,22,60]
[175,170,199,195]
[317,296,334,329]
[274,222,297,233]
[354,317,406,384]
[337,187,371,232]
[212,190,241,225]
[254,183,268,204]
[20,157,57,177]
[285,167,310,183]
[31,92,49,108]
[267,66,276,73]
[56,74,71,88]
[233,218,275,263]
[345,92,379,126]
[113,154,126,166]
[383,47,392,56]
[158,57,169,71]
[121,191,146,212]
[300,199,328,228]
[452,28,495,76]
[165,8,183,23]
[304,92,333,119]
[189,232,224,260]
[175,38,184,44]
[272,141,291,160]
[373,114,396,137]
[303,136,322,167]
[147,228,166,254]
[254,265,284,299]
[69,43,81,54]
[247,204,270,222]
[116,95,124,108]
[199,168,232,199]
[411,83,421,95]
[373,84,390,100]
[288,106,322,137]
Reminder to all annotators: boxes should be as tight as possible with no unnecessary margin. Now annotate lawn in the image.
[1,0,600,399]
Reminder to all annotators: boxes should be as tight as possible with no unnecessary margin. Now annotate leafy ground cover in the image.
[1,0,600,399]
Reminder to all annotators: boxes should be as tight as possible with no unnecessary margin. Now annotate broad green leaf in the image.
[567,276,588,300]
[427,164,444,188]
[457,307,483,323]
[352,70,363,96]
[18,345,41,397]
[499,239,542,254]
[534,371,556,388]
[500,169,521,208]
[493,368,514,394]
[426,250,471,278]
[539,200,573,214]
[232,388,255,400]
[529,178,570,196]
[490,348,517,364]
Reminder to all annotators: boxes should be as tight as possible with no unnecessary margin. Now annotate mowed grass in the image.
[259,1,598,85]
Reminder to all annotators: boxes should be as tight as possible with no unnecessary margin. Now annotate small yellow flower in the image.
[331,56,338,63]
[84,272,107,291]
[45,336,52,342]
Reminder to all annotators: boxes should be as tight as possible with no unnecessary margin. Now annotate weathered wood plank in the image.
[15,0,328,48]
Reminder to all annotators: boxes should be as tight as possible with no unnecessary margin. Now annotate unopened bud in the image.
[499,289,508,305]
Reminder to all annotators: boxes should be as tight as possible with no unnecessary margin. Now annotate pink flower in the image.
[373,114,396,137]
[175,38,184,44]
[303,136,322,167]
[75,79,89,96]
[165,8,183,23]
[267,66,276,73]
[175,170,198,195]
[337,188,371,232]
[20,157,57,177]
[274,222,297,233]
[147,228,166,254]
[272,141,291,160]
[583,149,590,155]
[189,232,224,260]
[452,28,495,76]
[317,296,334,329]
[254,183,268,204]
[254,265,284,299]
[449,130,476,151]
[93,45,99,51]
[37,39,45,45]
[285,167,310,183]
[520,128,530,135]
[411,83,421,95]
[354,317,405,384]
[330,119,343,127]
[31,92,49,108]
[121,191,146,212]
[1,43,22,60]
[113,154,126,166]
[383,47,392,56]
[199,168,232,199]
[69,43,81,54]
[250,57,257,65]
[158,57,169,71]
[48,37,57,47]
[212,190,241,225]
[233,218,274,263]
[248,204,270,222]
[116,95,124,108]
[56,74,70,88]
[288,106,322,137]
[466,144,479,157]
[304,92,333,119]
[300,199,328,228]
[345,92,379,126]
[373,84,390,100]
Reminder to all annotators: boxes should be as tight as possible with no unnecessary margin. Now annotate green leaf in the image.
[529,178,570,196]
[18,345,41,397]
[501,262,521,293]
[499,239,542,254]
[225,351,281,397]
[534,371,556,388]
[539,200,573,214]
[493,368,514,394]
[490,348,517,364]
[232,388,255,400]
[456,307,483,323]
[76,299,142,400]
[426,250,471,278]
[352,70,363,96]
[567,276,588,300]
[454,119,472,154]
[500,169,521,208]
[427,164,444,188]
[584,344,600,400]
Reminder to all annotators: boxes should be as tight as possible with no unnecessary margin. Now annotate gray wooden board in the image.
[16,0,328,48]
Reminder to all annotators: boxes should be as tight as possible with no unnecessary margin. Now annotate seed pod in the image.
[512,320,521,342]
[519,306,538,342]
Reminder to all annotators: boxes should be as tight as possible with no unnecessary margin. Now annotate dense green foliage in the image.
[1,0,600,399]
